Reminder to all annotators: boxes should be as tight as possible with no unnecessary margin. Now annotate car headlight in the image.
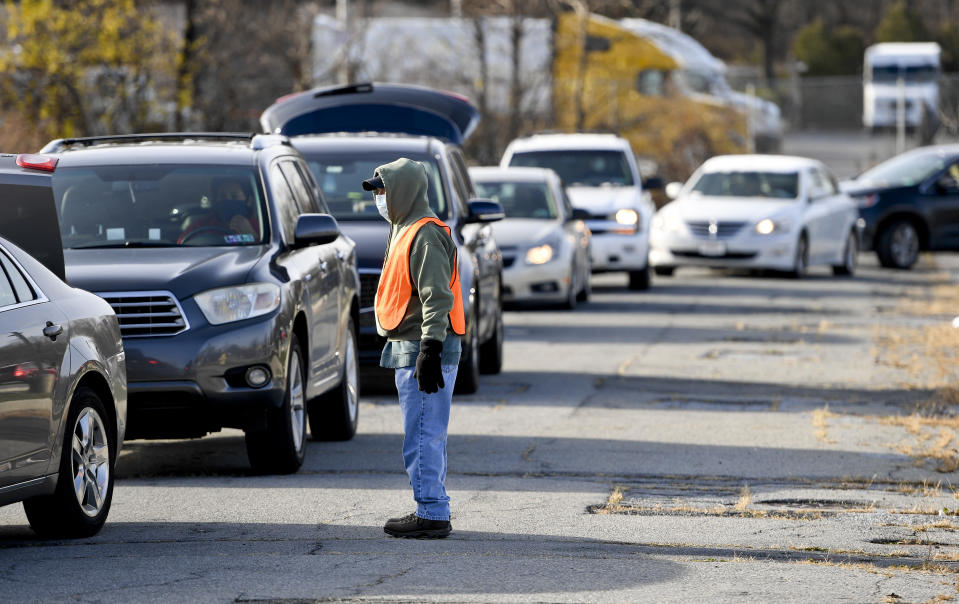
[614,209,639,226]
[652,213,685,234]
[755,218,792,235]
[194,283,281,325]
[851,193,879,208]
[526,243,554,265]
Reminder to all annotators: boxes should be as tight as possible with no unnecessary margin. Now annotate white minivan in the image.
[501,133,656,290]
[863,42,940,130]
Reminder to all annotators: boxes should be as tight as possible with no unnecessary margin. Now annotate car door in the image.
[0,246,67,487]
[924,160,959,248]
[803,168,839,263]
[556,178,588,289]
[448,148,499,339]
[270,162,336,385]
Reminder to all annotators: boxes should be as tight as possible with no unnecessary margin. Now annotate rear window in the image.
[508,150,634,187]
[301,152,448,221]
[53,165,268,248]
[474,181,558,219]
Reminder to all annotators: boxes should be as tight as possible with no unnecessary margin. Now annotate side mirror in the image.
[466,198,505,223]
[643,175,665,190]
[570,208,591,221]
[665,182,683,200]
[293,213,340,247]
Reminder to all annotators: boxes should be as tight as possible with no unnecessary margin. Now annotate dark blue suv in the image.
[40,133,361,474]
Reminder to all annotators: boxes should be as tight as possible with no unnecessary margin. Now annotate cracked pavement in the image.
[2,256,959,602]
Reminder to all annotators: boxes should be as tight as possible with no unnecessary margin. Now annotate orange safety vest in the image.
[375,217,466,335]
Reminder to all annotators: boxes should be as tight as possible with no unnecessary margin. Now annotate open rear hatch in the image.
[260,82,479,145]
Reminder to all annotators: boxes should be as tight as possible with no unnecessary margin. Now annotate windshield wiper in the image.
[70,240,174,249]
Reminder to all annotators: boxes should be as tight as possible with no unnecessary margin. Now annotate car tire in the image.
[246,334,307,474]
[832,231,858,276]
[23,387,115,538]
[309,318,359,441]
[876,219,920,269]
[628,265,651,290]
[455,307,481,394]
[789,234,809,279]
[654,266,675,277]
[576,268,591,302]
[561,275,577,310]
[479,307,503,374]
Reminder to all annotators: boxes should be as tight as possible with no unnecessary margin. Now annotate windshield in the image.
[509,150,634,187]
[871,64,939,84]
[302,152,448,221]
[689,171,799,199]
[53,165,267,249]
[857,150,948,188]
[474,181,558,220]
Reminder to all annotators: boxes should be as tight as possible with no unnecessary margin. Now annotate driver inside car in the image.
[178,178,258,244]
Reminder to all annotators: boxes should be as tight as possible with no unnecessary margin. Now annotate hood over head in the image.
[373,157,434,225]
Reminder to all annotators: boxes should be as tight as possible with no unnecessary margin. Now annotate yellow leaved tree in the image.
[0,0,176,148]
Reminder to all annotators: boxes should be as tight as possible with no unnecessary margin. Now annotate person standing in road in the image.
[362,157,464,539]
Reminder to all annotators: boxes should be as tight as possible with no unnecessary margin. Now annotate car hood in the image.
[338,220,389,271]
[665,197,797,223]
[259,82,479,145]
[64,246,266,299]
[490,218,561,248]
[566,186,641,215]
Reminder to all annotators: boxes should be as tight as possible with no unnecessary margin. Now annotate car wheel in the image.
[309,318,359,441]
[789,234,809,279]
[576,268,591,302]
[245,334,306,474]
[654,266,675,277]
[832,231,858,276]
[876,219,920,269]
[23,387,115,538]
[628,265,651,290]
[455,307,481,394]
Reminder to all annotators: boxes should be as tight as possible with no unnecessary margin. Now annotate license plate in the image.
[698,241,727,257]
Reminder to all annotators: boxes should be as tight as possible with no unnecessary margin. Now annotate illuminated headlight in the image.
[194,283,280,325]
[526,244,554,265]
[615,209,639,226]
[755,218,792,235]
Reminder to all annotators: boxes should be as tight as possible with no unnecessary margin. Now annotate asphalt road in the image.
[3,251,959,602]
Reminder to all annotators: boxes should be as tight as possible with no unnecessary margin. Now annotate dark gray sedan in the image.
[0,232,126,538]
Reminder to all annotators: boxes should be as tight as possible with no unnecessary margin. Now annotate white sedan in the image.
[649,155,861,278]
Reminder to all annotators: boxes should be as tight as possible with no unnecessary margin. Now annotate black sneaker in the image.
[383,512,452,539]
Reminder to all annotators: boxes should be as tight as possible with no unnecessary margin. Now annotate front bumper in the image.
[588,229,649,272]
[650,229,797,271]
[501,256,572,303]
[122,309,288,438]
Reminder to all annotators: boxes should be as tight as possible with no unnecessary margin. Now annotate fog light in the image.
[245,366,271,388]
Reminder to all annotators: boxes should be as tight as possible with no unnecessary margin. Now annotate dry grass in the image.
[735,484,752,512]
[812,405,839,444]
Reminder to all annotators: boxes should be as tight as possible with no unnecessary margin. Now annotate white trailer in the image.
[863,42,940,130]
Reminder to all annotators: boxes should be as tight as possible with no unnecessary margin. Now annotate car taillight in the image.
[16,153,57,172]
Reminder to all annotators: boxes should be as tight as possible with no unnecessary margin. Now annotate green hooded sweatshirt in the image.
[373,158,461,369]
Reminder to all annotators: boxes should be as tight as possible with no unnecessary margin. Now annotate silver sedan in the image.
[470,167,591,309]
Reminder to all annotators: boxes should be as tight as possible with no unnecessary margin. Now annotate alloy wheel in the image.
[288,349,305,452]
[344,331,359,424]
[890,222,919,267]
[71,407,110,517]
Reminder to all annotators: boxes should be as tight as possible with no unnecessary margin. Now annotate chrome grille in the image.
[97,291,188,338]
[686,221,746,238]
[359,272,379,309]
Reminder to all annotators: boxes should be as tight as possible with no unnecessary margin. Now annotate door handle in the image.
[43,321,63,341]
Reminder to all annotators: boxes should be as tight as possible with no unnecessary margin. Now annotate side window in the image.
[449,149,474,199]
[940,162,959,192]
[818,168,838,195]
[278,161,315,214]
[0,251,33,308]
[268,164,300,243]
[807,169,827,199]
[559,184,575,218]
[295,160,330,213]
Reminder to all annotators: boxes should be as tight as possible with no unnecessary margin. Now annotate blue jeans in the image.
[394,364,458,521]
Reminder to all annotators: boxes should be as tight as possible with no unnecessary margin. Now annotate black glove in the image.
[414,339,445,394]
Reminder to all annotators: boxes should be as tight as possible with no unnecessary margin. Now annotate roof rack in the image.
[40,132,257,153]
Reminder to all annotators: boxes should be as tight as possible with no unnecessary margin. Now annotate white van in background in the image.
[863,42,940,130]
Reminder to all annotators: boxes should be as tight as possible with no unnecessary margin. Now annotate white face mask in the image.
[374,194,389,221]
